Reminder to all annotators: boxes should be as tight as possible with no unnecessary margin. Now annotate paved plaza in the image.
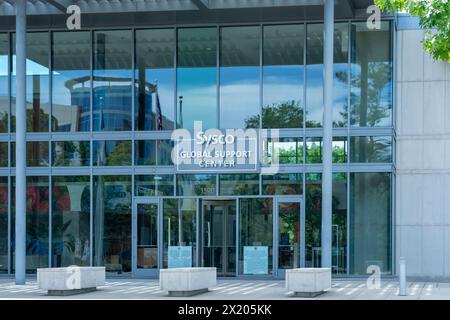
[0,278,449,300]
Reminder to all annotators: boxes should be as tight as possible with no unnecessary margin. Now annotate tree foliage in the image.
[375,0,450,62]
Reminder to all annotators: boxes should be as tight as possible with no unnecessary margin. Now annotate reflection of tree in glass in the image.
[336,62,392,127]
[332,144,346,163]
[11,108,52,132]
[54,141,90,166]
[245,100,303,129]
[306,175,343,267]
[0,112,7,132]
[106,141,132,166]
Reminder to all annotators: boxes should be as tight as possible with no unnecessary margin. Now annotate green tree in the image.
[375,0,450,62]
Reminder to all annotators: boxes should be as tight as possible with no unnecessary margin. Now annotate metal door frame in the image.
[132,198,161,277]
[274,197,304,278]
[200,199,236,277]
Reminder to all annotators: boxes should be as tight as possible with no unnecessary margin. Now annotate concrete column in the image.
[15,0,27,285]
[321,0,334,268]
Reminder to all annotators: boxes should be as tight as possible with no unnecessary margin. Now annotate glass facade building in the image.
[0,18,394,277]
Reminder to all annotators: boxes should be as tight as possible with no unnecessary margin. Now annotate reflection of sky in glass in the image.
[306,64,323,127]
[263,65,303,107]
[0,55,8,77]
[10,56,50,104]
[144,68,174,127]
[177,67,217,129]
[220,66,259,129]
[0,46,6,128]
[333,63,348,127]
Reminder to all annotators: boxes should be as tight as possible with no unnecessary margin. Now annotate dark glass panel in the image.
[0,177,7,273]
[163,199,196,268]
[350,172,391,274]
[52,176,90,267]
[350,136,392,163]
[176,174,216,196]
[305,173,322,267]
[11,142,50,167]
[135,175,174,197]
[93,175,132,273]
[239,198,273,275]
[19,176,49,271]
[93,140,132,166]
[262,173,302,195]
[0,142,7,167]
[332,173,347,274]
[134,140,173,166]
[219,174,259,196]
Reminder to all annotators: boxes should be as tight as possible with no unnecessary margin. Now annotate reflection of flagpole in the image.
[178,96,183,128]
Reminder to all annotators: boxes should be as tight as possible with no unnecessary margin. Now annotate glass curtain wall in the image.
[0,22,394,275]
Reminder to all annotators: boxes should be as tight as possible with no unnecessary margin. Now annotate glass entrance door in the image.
[133,200,159,277]
[201,200,236,277]
[276,199,302,277]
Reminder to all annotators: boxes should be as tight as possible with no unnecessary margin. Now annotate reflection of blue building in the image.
[93,82,133,132]
[65,78,90,132]
[65,75,159,132]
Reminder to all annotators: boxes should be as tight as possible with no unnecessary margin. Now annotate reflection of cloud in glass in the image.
[177,67,217,129]
[263,66,303,107]
[306,64,323,126]
[220,66,259,129]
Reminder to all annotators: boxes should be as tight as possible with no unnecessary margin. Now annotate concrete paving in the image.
[0,278,449,300]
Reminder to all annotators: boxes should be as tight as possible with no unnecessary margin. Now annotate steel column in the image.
[321,0,334,268]
[15,0,27,285]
